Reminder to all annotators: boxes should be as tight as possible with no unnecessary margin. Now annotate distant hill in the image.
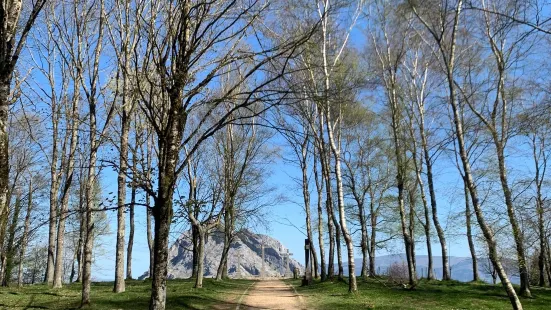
[338,254,520,284]
[140,229,303,279]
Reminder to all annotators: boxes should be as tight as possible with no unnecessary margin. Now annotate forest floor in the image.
[286,277,551,309]
[0,278,253,309]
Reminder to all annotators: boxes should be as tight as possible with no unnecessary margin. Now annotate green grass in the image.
[0,278,253,309]
[286,277,551,310]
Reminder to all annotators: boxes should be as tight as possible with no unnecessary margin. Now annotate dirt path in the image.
[236,280,306,310]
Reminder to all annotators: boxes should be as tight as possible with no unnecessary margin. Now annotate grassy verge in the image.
[286,277,551,309]
[0,278,254,309]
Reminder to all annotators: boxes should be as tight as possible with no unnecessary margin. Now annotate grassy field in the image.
[286,278,551,310]
[3,277,551,309]
[0,278,253,310]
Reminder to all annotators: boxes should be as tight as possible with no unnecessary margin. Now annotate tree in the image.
[130,1,315,308]
[409,0,522,308]
[0,0,47,286]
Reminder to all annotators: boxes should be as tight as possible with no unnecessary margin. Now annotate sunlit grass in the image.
[286,277,551,310]
[0,278,254,309]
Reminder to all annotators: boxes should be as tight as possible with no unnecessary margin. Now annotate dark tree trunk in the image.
[2,195,21,286]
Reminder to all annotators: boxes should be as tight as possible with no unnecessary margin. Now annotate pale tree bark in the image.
[108,0,140,291]
[75,0,111,304]
[53,88,80,289]
[313,148,326,281]
[410,1,522,308]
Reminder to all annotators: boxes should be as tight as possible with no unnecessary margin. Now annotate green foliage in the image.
[286,278,551,309]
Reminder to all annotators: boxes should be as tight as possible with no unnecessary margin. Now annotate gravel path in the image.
[236,280,306,310]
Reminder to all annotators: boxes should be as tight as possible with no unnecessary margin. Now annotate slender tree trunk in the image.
[324,106,356,292]
[147,201,154,278]
[313,154,326,281]
[127,178,136,280]
[46,136,59,285]
[191,225,199,278]
[53,98,79,289]
[388,79,416,287]
[408,189,417,278]
[420,191,434,280]
[464,179,479,282]
[369,199,377,277]
[493,141,531,297]
[428,1,522,304]
[114,107,130,293]
[317,113,335,279]
[216,218,232,281]
[75,182,85,283]
[300,139,319,279]
[545,238,551,285]
[359,199,368,280]
[81,148,97,306]
[18,181,33,287]
[418,109,449,281]
[0,85,9,282]
[411,139,434,281]
[537,190,546,286]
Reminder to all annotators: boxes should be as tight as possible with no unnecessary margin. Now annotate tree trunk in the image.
[46,135,59,285]
[412,150,434,281]
[147,201,154,278]
[300,140,319,279]
[115,107,130,293]
[324,106,356,292]
[493,141,531,297]
[418,108,449,281]
[191,225,199,278]
[334,220,344,280]
[75,188,84,283]
[320,145,335,279]
[408,189,417,279]
[2,195,22,286]
[434,2,522,303]
[216,220,232,281]
[0,87,9,281]
[194,227,205,288]
[81,147,97,306]
[313,156,326,281]
[149,90,184,310]
[150,195,173,310]
[53,98,79,289]
[18,181,33,287]
[359,199,368,280]
[369,196,377,277]
[127,178,136,280]
[464,179,479,282]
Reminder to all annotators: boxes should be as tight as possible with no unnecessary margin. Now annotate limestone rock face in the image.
[141,229,303,279]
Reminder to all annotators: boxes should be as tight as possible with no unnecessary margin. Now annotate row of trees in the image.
[1,1,551,310]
